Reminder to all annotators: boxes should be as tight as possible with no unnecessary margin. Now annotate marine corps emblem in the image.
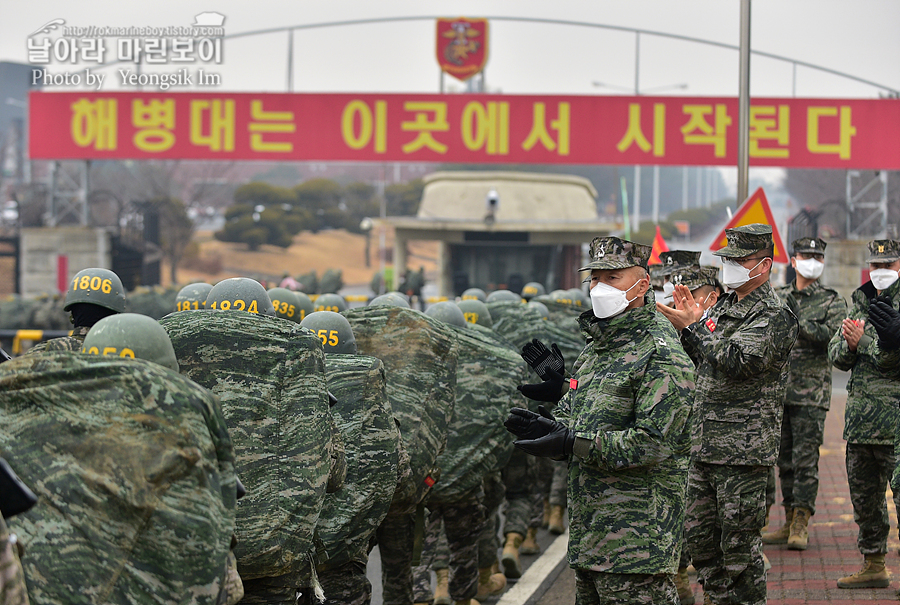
[436,17,489,81]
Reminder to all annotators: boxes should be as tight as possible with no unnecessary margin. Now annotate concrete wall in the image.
[20,227,111,297]
[820,240,870,304]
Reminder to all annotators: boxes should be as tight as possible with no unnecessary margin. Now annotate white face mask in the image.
[662,281,675,304]
[795,258,825,280]
[590,277,645,319]
[722,258,764,289]
[870,268,900,291]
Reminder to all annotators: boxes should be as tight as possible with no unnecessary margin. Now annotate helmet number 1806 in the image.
[72,276,113,293]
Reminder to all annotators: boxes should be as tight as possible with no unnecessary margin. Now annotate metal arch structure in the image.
[221,15,900,96]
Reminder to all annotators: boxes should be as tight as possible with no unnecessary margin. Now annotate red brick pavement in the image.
[682,393,900,604]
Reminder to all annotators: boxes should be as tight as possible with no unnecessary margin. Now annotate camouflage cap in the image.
[791,237,827,256]
[713,224,773,258]
[579,237,651,271]
[866,239,900,263]
[659,250,702,276]
[649,265,666,289]
[670,265,720,291]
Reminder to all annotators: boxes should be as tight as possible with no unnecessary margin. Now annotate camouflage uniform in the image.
[486,301,557,539]
[828,246,900,557]
[0,516,28,605]
[345,307,458,605]
[680,225,798,605]
[25,325,89,354]
[160,311,333,605]
[308,355,400,605]
[551,237,695,604]
[412,322,521,602]
[0,353,237,605]
[774,241,847,515]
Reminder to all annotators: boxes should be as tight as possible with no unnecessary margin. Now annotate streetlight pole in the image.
[737,0,752,203]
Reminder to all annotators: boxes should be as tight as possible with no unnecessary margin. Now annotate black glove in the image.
[516,368,566,403]
[236,476,247,500]
[0,457,37,519]
[869,299,900,351]
[514,420,575,461]
[521,339,565,380]
[503,405,558,440]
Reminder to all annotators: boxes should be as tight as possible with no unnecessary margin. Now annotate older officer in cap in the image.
[760,238,846,552]
[506,237,696,605]
[828,239,900,589]
[657,224,798,605]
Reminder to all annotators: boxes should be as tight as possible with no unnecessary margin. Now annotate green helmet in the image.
[370,293,411,308]
[81,313,179,372]
[206,277,276,316]
[460,288,487,303]
[521,282,546,300]
[64,268,126,313]
[567,288,589,308]
[550,289,577,307]
[486,289,522,303]
[527,300,550,320]
[294,292,315,321]
[314,293,348,313]
[300,311,358,354]
[425,301,467,328]
[456,299,493,328]
[175,282,212,312]
[386,291,411,303]
[267,287,302,322]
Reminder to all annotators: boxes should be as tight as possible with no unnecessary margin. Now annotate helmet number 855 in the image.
[316,329,339,347]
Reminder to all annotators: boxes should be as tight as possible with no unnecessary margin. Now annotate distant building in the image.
[384,171,617,296]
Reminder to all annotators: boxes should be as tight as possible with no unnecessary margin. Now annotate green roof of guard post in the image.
[380,171,618,299]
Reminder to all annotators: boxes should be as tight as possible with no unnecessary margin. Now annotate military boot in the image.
[548,505,566,535]
[520,527,541,555]
[541,498,551,529]
[501,532,524,579]
[674,567,694,605]
[787,507,811,550]
[434,568,452,605]
[475,566,507,600]
[454,601,480,605]
[761,506,792,544]
[837,554,890,588]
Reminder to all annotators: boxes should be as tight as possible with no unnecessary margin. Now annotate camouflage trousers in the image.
[239,573,299,605]
[375,511,416,605]
[775,405,827,514]
[221,550,245,605]
[297,561,370,605]
[846,442,895,555]
[480,471,505,568]
[0,518,29,605]
[549,459,568,507]
[573,569,677,605]
[502,448,542,536]
[685,462,768,605]
[412,492,487,602]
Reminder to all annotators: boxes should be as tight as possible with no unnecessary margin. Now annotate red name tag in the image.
[424,476,435,487]
[569,378,578,390]
[705,318,717,332]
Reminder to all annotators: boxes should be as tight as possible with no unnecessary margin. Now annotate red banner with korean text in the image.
[29,91,900,168]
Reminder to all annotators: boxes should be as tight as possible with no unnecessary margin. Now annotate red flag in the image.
[648,226,669,265]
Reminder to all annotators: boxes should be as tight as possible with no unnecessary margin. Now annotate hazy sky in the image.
[3,0,899,193]
[3,0,898,97]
